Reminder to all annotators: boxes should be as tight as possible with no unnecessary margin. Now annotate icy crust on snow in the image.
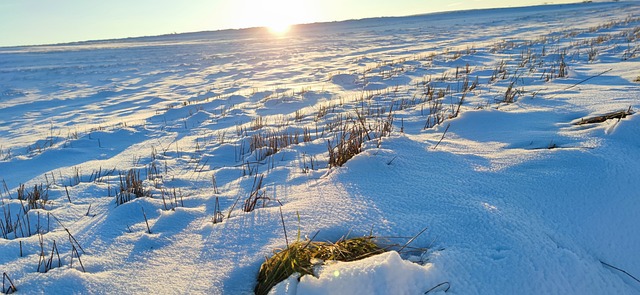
[270,251,439,295]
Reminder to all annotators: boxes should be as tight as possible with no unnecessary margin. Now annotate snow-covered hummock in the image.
[1,1,640,294]
[270,251,441,295]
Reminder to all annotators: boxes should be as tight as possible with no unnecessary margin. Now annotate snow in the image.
[1,1,640,294]
[270,251,441,295]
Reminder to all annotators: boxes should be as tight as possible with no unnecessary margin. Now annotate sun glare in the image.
[267,22,291,35]
[234,0,311,36]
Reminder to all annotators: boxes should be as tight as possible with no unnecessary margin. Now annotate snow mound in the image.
[271,251,443,295]
[330,73,360,90]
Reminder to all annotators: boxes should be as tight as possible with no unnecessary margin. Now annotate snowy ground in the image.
[1,1,640,294]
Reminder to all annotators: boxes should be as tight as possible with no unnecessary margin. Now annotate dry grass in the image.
[503,81,520,103]
[254,236,383,295]
[115,169,151,206]
[587,46,598,62]
[212,197,223,224]
[327,126,365,168]
[0,147,11,161]
[243,174,268,212]
[2,272,17,294]
[17,184,48,210]
[574,107,634,125]
[1,184,51,239]
[37,235,61,273]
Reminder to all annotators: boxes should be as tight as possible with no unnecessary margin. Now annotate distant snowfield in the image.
[1,2,640,294]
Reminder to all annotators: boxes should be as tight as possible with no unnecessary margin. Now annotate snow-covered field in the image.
[1,2,640,294]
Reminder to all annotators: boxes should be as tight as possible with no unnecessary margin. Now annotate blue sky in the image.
[0,0,584,47]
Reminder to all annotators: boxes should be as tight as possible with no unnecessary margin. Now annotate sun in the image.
[267,22,291,35]
[232,0,311,35]
[260,0,299,35]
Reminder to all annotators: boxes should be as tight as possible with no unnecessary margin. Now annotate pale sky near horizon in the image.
[0,0,586,47]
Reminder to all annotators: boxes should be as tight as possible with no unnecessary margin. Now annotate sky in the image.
[0,0,586,47]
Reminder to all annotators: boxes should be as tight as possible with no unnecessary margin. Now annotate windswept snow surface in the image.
[2,2,640,294]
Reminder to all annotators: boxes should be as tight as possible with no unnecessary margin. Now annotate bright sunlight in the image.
[232,0,312,35]
[267,23,291,35]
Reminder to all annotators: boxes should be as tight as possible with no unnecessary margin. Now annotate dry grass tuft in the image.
[115,169,151,206]
[243,174,268,212]
[327,126,365,168]
[17,184,48,210]
[574,107,634,125]
[254,236,383,295]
